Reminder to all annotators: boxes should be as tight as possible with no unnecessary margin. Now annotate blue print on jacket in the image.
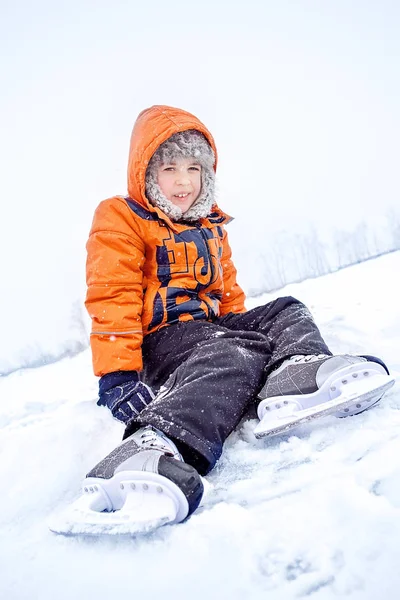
[149,226,221,329]
[155,227,220,290]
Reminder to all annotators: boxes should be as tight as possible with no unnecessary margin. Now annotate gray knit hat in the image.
[145,130,216,222]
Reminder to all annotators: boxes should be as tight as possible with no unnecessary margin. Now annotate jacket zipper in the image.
[196,223,215,285]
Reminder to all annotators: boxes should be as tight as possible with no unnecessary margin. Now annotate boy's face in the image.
[157,157,201,213]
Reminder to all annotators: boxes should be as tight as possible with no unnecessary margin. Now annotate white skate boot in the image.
[254,354,395,439]
[49,426,204,536]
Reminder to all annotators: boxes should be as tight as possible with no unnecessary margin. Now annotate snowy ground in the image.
[1,251,400,600]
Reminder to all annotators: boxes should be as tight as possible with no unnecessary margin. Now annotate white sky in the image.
[1,0,400,365]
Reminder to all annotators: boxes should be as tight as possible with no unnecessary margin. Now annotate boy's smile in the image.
[157,158,202,213]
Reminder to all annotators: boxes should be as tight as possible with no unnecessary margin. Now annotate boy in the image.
[83,105,394,530]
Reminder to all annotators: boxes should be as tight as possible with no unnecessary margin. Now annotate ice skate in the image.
[49,426,204,537]
[254,354,395,439]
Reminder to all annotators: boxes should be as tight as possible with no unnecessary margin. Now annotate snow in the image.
[1,251,400,599]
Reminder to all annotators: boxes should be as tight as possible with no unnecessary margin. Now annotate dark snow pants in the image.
[125,296,331,475]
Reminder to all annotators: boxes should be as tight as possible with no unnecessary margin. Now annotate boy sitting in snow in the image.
[83,105,393,529]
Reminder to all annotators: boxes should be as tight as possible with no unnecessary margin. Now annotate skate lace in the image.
[291,354,328,364]
[138,427,176,458]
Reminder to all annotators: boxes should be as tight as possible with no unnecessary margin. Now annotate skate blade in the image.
[48,483,178,537]
[49,474,211,538]
[254,376,395,439]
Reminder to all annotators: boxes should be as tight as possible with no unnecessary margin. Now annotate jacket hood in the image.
[127,105,219,221]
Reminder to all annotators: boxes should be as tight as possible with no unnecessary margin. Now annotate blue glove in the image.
[98,370,155,424]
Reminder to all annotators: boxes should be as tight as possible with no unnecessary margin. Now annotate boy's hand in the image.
[98,370,155,424]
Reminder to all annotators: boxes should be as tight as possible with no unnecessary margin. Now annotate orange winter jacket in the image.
[86,105,246,376]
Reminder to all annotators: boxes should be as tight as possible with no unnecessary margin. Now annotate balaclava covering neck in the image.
[145,130,216,222]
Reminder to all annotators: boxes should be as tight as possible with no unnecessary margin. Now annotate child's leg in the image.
[127,320,271,475]
[216,296,332,374]
[215,297,393,437]
[127,296,328,474]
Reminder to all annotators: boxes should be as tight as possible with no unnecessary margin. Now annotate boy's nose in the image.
[176,174,190,185]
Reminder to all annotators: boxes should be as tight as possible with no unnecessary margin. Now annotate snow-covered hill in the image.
[1,251,400,600]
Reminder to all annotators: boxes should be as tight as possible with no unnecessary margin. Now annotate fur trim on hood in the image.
[145,130,215,222]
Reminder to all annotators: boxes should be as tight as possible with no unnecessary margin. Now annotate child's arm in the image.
[85,198,146,377]
[219,227,246,315]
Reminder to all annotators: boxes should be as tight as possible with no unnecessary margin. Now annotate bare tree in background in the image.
[386,207,400,249]
[69,299,90,348]
[254,208,400,296]
[295,225,331,278]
